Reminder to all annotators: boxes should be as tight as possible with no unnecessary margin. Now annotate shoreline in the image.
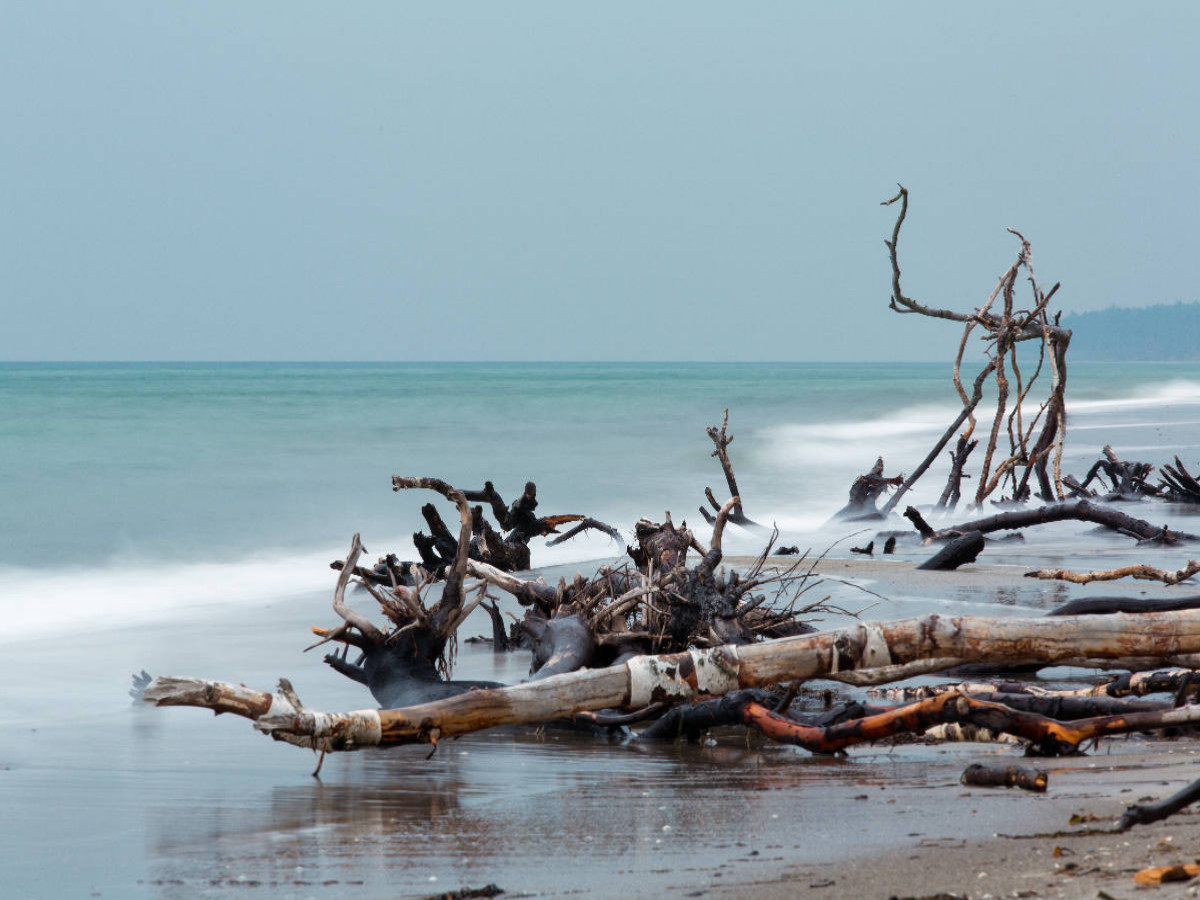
[8,554,1200,898]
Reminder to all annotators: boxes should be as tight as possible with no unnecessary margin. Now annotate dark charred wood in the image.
[1062,474,1096,498]
[883,536,897,554]
[522,611,595,681]
[422,884,505,900]
[925,499,1198,543]
[903,506,937,540]
[1097,670,1200,699]
[546,517,624,547]
[420,503,460,563]
[323,639,504,709]
[1161,457,1200,504]
[776,545,800,555]
[636,689,780,743]
[851,541,875,556]
[469,506,531,572]
[1048,596,1200,617]
[482,600,509,653]
[329,558,416,588]
[961,763,1047,792]
[573,703,670,727]
[412,531,449,573]
[627,515,697,572]
[936,435,977,512]
[835,457,905,520]
[1078,446,1158,500]
[702,409,761,529]
[743,607,817,640]
[916,530,984,570]
[1119,776,1200,832]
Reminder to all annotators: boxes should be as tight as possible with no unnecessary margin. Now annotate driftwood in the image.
[919,499,1198,544]
[1120,778,1200,832]
[916,530,984,571]
[835,457,904,520]
[323,480,827,706]
[936,434,977,512]
[145,606,1200,752]
[745,692,1200,757]
[878,186,1070,512]
[698,410,760,530]
[406,478,617,574]
[1025,560,1200,586]
[1161,457,1200,504]
[1078,445,1158,500]
[960,763,1047,792]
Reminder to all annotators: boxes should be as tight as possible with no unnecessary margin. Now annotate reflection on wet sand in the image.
[144,723,1004,899]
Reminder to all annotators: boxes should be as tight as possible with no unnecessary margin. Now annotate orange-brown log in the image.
[741,696,1200,756]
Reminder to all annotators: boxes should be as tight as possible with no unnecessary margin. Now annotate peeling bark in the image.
[147,606,1200,752]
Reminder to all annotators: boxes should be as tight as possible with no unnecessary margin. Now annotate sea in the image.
[6,360,1200,633]
[4,360,1200,899]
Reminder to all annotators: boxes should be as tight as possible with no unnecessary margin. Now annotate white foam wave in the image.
[1069,380,1200,413]
[757,404,959,472]
[0,548,340,641]
[0,535,643,641]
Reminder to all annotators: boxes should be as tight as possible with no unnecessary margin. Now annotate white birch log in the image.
[144,607,1200,752]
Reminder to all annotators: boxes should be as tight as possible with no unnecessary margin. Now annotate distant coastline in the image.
[1063,301,1200,361]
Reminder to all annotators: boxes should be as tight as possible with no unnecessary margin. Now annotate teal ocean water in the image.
[5,360,1200,900]
[3,361,1200,633]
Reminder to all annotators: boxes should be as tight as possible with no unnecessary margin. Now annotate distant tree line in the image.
[1063,301,1200,361]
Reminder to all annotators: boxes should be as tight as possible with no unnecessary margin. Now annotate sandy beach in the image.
[7,553,1200,899]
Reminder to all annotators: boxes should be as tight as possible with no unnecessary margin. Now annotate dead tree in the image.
[936,434,977,511]
[914,498,1198,544]
[1160,457,1200,504]
[834,457,905,520]
[1076,445,1158,500]
[146,604,1200,753]
[1025,560,1200,586]
[313,508,502,708]
[877,186,1071,514]
[698,410,760,530]
[409,479,616,573]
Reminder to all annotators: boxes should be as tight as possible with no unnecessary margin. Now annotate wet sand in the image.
[5,555,1200,899]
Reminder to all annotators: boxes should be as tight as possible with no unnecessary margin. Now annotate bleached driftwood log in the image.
[146,607,1200,753]
[1025,560,1200,586]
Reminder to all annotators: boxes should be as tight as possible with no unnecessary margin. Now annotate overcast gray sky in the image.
[2,3,1197,361]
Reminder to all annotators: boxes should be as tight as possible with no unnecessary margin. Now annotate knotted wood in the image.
[145,606,1200,752]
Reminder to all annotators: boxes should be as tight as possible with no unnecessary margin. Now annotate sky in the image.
[2,3,1198,362]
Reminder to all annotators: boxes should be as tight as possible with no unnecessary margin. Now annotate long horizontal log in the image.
[1025,561,1200,585]
[742,694,1200,756]
[930,499,1197,542]
[144,607,1200,752]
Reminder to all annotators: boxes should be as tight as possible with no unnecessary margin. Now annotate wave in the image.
[0,548,340,641]
[755,403,959,471]
[1069,379,1200,413]
[0,533,648,641]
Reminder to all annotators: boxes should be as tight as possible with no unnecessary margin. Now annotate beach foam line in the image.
[0,548,343,641]
[1069,379,1200,412]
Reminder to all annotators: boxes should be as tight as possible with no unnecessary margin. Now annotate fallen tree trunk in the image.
[916,530,984,570]
[1025,560,1200,586]
[924,499,1198,543]
[1119,777,1200,832]
[742,694,1200,756]
[146,606,1200,752]
[961,763,1047,792]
